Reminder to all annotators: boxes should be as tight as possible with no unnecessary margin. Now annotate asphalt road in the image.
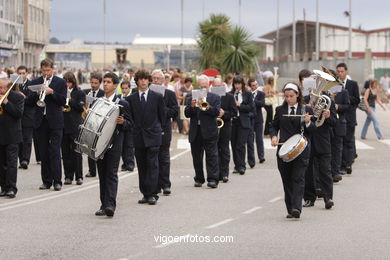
[1,108,390,260]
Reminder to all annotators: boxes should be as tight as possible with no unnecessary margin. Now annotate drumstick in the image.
[282,114,313,117]
[277,143,284,145]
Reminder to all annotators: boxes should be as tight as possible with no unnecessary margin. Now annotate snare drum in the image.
[278,134,307,162]
[75,98,120,160]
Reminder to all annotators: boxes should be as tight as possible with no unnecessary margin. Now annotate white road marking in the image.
[205,218,234,229]
[177,139,191,149]
[355,140,374,150]
[378,139,390,146]
[268,196,282,203]
[0,150,190,211]
[242,206,263,214]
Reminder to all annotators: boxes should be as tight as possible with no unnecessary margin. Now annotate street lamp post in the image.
[292,0,296,62]
[276,0,280,63]
[348,0,352,59]
[103,0,106,69]
[181,0,185,71]
[316,0,320,60]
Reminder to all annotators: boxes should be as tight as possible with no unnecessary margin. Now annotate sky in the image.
[50,0,390,43]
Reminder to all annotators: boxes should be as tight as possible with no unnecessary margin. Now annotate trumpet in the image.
[37,77,48,107]
[197,97,209,111]
[63,98,71,112]
[217,117,224,129]
[0,75,21,115]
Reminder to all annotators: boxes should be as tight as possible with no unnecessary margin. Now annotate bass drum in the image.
[278,134,307,162]
[75,98,120,160]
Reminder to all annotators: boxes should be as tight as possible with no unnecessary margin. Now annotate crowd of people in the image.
[0,59,388,219]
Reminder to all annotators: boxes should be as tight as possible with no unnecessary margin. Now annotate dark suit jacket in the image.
[185,91,221,143]
[334,89,350,136]
[83,88,104,98]
[162,89,179,145]
[63,87,86,134]
[19,79,36,128]
[0,91,24,144]
[29,76,67,129]
[253,90,265,124]
[108,95,132,153]
[344,79,360,126]
[126,90,166,148]
[220,92,237,123]
[232,91,254,129]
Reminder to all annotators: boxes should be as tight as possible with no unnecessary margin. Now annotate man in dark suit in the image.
[17,65,35,170]
[336,63,360,175]
[0,79,24,198]
[126,69,166,205]
[29,58,67,191]
[185,75,221,188]
[84,73,104,177]
[62,72,86,186]
[247,79,266,166]
[331,89,350,182]
[118,80,135,172]
[94,72,131,217]
[151,69,179,195]
[212,78,237,183]
[303,96,337,209]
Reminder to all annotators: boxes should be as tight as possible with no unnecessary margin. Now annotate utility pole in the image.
[181,0,185,71]
[315,0,320,60]
[348,0,352,59]
[276,0,280,63]
[103,0,106,69]
[292,0,296,61]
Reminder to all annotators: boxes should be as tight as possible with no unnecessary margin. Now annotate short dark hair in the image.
[336,63,348,71]
[247,78,257,87]
[231,76,247,94]
[184,77,192,84]
[103,72,119,85]
[63,71,78,88]
[121,80,130,87]
[134,69,152,84]
[90,73,102,83]
[17,65,27,72]
[298,69,312,83]
[40,58,54,68]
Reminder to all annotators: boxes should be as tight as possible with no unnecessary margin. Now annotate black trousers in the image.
[331,135,344,177]
[88,158,97,176]
[62,132,83,180]
[342,125,355,170]
[97,148,120,211]
[218,123,231,180]
[18,127,33,165]
[277,155,309,214]
[33,128,40,162]
[264,105,273,135]
[135,145,160,198]
[37,118,63,187]
[158,143,171,189]
[304,153,333,202]
[231,119,250,172]
[190,125,219,184]
[247,119,256,167]
[0,144,18,193]
[121,129,135,169]
[247,119,265,165]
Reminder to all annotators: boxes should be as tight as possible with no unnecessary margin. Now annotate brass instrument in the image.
[37,77,48,107]
[197,97,209,111]
[0,75,21,115]
[82,90,93,120]
[63,90,71,112]
[217,117,224,129]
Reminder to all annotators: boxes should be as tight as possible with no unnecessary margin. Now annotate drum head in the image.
[278,134,302,157]
[94,107,119,158]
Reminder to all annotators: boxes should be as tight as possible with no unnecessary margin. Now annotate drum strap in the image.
[300,105,305,135]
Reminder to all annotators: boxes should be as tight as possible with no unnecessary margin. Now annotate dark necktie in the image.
[141,92,146,108]
[290,106,295,115]
[235,92,239,101]
[92,91,96,97]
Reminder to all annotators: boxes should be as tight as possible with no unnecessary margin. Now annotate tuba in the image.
[311,67,341,127]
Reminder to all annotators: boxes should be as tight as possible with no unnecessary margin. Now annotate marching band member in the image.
[95,72,131,217]
[185,75,221,188]
[212,78,237,183]
[29,58,67,191]
[84,73,104,178]
[119,80,135,172]
[270,83,315,219]
[230,76,254,175]
[62,72,86,185]
[151,69,179,195]
[247,78,266,166]
[336,63,360,175]
[17,65,35,170]
[126,69,165,205]
[0,79,24,198]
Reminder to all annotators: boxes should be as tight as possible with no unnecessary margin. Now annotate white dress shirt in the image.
[138,88,149,102]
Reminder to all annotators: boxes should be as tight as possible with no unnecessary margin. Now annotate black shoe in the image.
[64,178,72,185]
[39,184,50,190]
[19,161,28,169]
[316,189,323,198]
[333,175,342,182]
[95,209,106,216]
[0,190,6,196]
[147,197,157,205]
[286,214,293,219]
[128,167,134,172]
[291,209,301,219]
[36,161,41,165]
[162,187,171,195]
[239,171,245,175]
[339,169,347,175]
[303,200,315,207]
[85,172,96,177]
[104,207,115,217]
[207,181,218,188]
[76,178,83,185]
[259,158,266,164]
[232,169,239,174]
[53,184,62,191]
[222,176,229,183]
[325,199,334,209]
[355,153,358,159]
[346,166,352,174]
[249,164,255,169]
[138,197,148,204]
[6,190,15,198]
[194,182,202,187]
